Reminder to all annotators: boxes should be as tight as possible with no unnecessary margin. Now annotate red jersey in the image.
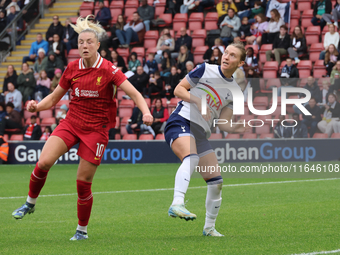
[59,54,127,131]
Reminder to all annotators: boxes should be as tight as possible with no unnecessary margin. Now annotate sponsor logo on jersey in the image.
[181,125,186,132]
[74,87,99,98]
[96,76,102,85]
[94,157,101,160]
[75,87,80,97]
[197,82,222,111]
[112,65,119,75]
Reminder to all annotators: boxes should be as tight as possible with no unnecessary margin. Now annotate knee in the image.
[38,159,53,170]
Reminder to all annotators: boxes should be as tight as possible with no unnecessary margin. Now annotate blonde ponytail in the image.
[70,15,107,41]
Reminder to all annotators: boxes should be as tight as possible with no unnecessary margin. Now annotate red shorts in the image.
[52,119,109,166]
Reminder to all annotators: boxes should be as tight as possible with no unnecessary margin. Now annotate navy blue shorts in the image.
[164,112,213,157]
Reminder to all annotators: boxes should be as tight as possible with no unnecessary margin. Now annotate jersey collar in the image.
[79,53,103,69]
[218,66,233,82]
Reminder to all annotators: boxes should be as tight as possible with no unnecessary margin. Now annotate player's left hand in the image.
[143,113,153,126]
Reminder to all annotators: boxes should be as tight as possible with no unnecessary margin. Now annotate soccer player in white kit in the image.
[164,43,248,236]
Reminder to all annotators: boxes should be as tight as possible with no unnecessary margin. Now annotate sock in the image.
[172,154,199,205]
[27,162,49,204]
[76,224,88,233]
[204,176,223,229]
[77,180,93,227]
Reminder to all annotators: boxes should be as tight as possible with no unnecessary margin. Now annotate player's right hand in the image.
[26,100,38,112]
[143,113,153,126]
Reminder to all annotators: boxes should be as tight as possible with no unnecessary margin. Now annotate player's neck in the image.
[221,69,233,79]
[83,55,98,68]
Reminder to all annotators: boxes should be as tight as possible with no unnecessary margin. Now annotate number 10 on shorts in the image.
[96,143,105,158]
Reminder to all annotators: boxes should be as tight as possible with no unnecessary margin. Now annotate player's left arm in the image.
[217,106,249,133]
[119,80,153,125]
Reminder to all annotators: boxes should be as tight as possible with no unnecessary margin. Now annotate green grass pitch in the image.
[0,162,340,255]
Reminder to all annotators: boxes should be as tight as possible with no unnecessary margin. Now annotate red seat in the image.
[205,12,218,30]
[188,13,204,30]
[115,116,120,129]
[139,134,154,140]
[155,133,165,140]
[262,78,281,94]
[305,26,321,46]
[144,30,159,49]
[146,47,158,55]
[24,110,36,120]
[291,10,300,19]
[297,60,312,78]
[301,9,313,28]
[10,134,24,141]
[95,0,109,7]
[313,60,327,78]
[80,2,94,10]
[156,13,172,27]
[56,100,70,109]
[79,9,93,18]
[225,134,240,139]
[259,44,272,63]
[25,117,40,125]
[120,99,135,108]
[124,6,137,18]
[259,133,274,139]
[40,117,56,127]
[155,1,166,18]
[173,13,188,31]
[290,18,299,31]
[39,109,53,119]
[118,108,133,118]
[123,134,137,140]
[115,134,121,140]
[313,133,328,139]
[331,133,340,138]
[252,96,268,107]
[110,8,122,19]
[117,89,126,101]
[245,44,259,56]
[193,46,209,64]
[208,133,223,140]
[263,61,279,78]
[68,49,80,58]
[256,124,271,135]
[168,97,181,108]
[242,133,257,139]
[297,1,312,11]
[110,0,124,8]
[309,43,324,62]
[191,29,207,48]
[131,47,145,58]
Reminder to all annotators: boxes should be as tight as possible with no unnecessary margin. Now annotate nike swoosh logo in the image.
[78,202,87,206]
[73,78,80,81]
[94,157,100,160]
[184,179,190,182]
[215,206,220,208]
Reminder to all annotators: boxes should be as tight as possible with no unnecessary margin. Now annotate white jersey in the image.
[177,63,243,138]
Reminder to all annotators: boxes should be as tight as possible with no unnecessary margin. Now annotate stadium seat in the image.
[286,96,299,113]
[144,30,159,49]
[256,125,271,136]
[259,44,272,63]
[139,134,154,140]
[305,26,321,46]
[301,9,313,28]
[173,13,188,31]
[25,117,40,125]
[68,49,80,58]
[110,8,123,20]
[263,61,279,78]
[252,96,268,107]
[115,116,120,129]
[297,1,312,11]
[313,133,328,139]
[24,110,36,120]
[146,47,158,55]
[313,60,327,78]
[120,99,135,109]
[117,89,126,101]
[156,13,172,27]
[79,9,93,18]
[225,134,240,139]
[262,78,281,94]
[10,134,24,141]
[95,0,109,7]
[297,60,312,78]
[123,134,137,140]
[110,0,124,8]
[155,133,165,140]
[3,134,9,142]
[290,10,300,19]
[208,133,222,140]
[191,29,207,48]
[56,100,70,109]
[119,108,133,118]
[259,133,274,139]
[331,133,340,138]
[40,117,56,127]
[309,43,324,62]
[39,109,53,119]
[124,0,138,17]
[204,12,218,30]
[193,46,209,64]
[168,98,181,108]
[189,13,204,30]
[131,47,145,58]
[80,2,94,11]
[242,133,257,139]
[115,134,121,140]
[289,18,299,31]
[245,44,258,56]
[155,0,166,18]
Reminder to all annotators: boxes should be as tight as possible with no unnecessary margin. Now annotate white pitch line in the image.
[292,249,340,255]
[1,178,339,200]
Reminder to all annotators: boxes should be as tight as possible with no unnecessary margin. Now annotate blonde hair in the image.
[70,15,106,41]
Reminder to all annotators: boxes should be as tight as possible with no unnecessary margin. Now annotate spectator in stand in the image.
[319,24,339,60]
[126,106,153,135]
[49,34,67,66]
[246,13,268,46]
[239,17,252,41]
[320,79,333,105]
[243,47,259,78]
[323,0,340,29]
[151,98,169,137]
[17,62,36,103]
[288,113,308,138]
[302,97,322,138]
[5,0,20,16]
[116,12,145,48]
[172,27,192,59]
[0,102,22,133]
[293,76,321,114]
[287,26,307,64]
[147,71,163,98]
[176,45,194,74]
[324,44,340,76]
[180,0,196,14]
[318,93,340,137]
[146,53,158,75]
[312,0,332,30]
[35,70,51,99]
[45,51,64,79]
[203,38,225,62]
[274,115,290,138]
[51,68,62,92]
[138,0,154,31]
[155,31,175,63]
[0,102,6,121]
[194,0,215,12]
[95,0,111,27]
[237,1,264,22]
[278,58,299,96]
[129,65,149,94]
[128,52,141,72]
[217,0,238,21]
[181,60,194,79]
[40,126,52,141]
[51,104,68,131]
[208,48,223,65]
[0,10,6,33]
[106,14,125,50]
[100,48,110,61]
[220,8,241,47]
[261,9,285,45]
[33,48,48,80]
[3,65,17,95]
[5,82,22,111]
[23,115,42,140]
[22,33,49,63]
[6,5,22,34]
[330,61,340,84]
[110,49,127,73]
[21,0,39,24]
[265,25,290,66]
[45,15,64,44]
[0,0,11,10]
[162,66,180,99]
[62,18,78,54]
[160,50,176,77]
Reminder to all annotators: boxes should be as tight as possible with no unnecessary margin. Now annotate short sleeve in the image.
[185,62,206,88]
[58,66,72,90]
[110,64,127,87]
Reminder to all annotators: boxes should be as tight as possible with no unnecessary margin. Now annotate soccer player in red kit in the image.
[12,16,153,240]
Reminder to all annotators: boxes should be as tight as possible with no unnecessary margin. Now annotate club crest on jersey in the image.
[197,82,222,111]
[96,76,102,85]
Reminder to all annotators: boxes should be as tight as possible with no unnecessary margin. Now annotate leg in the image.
[143,20,150,31]
[22,56,30,63]
[275,48,287,66]
[309,121,318,137]
[311,17,320,26]
[124,28,134,45]
[322,13,333,24]
[332,120,340,133]
[115,29,126,45]
[265,50,273,61]
[333,10,340,27]
[319,50,326,60]
[317,120,327,133]
[325,119,336,137]
[180,5,188,13]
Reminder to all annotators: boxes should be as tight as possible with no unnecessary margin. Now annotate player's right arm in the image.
[26,85,67,113]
